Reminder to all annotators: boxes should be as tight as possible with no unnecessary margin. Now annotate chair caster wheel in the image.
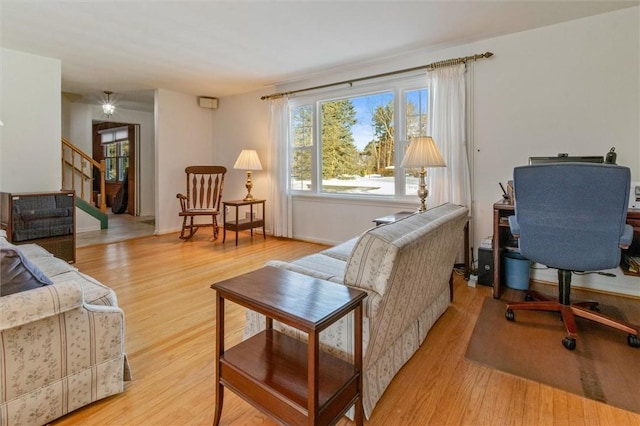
[524,293,535,302]
[505,309,515,321]
[562,337,576,350]
[628,334,640,348]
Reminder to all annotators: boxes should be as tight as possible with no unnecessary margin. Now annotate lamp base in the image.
[243,171,254,201]
[416,168,428,212]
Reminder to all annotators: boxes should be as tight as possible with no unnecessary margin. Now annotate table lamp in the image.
[233,149,263,201]
[400,136,446,212]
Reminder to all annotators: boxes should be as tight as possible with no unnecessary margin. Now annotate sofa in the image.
[244,202,468,418]
[5,193,74,243]
[0,230,130,426]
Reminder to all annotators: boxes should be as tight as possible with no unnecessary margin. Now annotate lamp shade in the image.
[233,149,263,170]
[400,136,446,168]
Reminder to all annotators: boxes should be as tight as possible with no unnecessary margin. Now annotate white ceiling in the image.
[2,1,638,110]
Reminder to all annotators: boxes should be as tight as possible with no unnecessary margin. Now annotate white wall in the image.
[155,89,216,235]
[211,91,271,208]
[468,7,639,296]
[0,48,61,192]
[216,7,639,295]
[469,7,639,248]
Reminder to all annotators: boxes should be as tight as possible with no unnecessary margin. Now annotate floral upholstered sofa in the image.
[244,202,468,418]
[0,230,130,425]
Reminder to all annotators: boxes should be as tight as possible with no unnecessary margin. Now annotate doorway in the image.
[92,121,139,215]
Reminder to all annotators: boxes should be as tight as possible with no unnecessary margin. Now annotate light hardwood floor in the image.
[52,232,640,425]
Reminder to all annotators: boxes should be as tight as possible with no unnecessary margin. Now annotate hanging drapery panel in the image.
[427,64,472,210]
[261,52,493,100]
[267,97,293,238]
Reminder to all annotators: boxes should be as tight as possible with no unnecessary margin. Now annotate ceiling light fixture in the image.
[102,91,115,117]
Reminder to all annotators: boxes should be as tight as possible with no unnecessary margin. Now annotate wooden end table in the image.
[211,266,366,425]
[222,199,266,246]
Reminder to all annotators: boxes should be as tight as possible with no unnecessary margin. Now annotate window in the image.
[100,127,129,183]
[289,77,428,198]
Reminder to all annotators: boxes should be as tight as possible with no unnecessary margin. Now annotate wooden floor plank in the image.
[50,232,640,425]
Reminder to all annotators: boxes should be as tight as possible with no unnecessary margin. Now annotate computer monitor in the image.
[528,154,604,165]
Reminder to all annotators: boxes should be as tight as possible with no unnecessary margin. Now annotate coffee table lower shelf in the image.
[220,329,359,425]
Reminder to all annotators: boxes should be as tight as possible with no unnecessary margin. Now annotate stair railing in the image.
[61,137,107,212]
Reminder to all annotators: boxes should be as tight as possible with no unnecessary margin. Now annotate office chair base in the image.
[505,295,640,351]
[562,337,576,351]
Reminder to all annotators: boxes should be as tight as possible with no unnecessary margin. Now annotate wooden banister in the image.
[61,137,107,212]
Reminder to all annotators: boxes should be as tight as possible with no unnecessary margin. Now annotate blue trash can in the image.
[503,252,530,290]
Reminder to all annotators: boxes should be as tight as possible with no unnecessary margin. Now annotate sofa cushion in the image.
[0,241,54,296]
[321,237,359,261]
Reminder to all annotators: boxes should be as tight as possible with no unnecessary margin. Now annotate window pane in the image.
[118,157,129,181]
[321,93,394,195]
[119,140,129,157]
[292,106,312,147]
[104,144,118,157]
[291,148,312,191]
[101,132,114,143]
[290,105,313,191]
[105,158,117,181]
[405,89,429,196]
[405,89,428,138]
[115,128,128,140]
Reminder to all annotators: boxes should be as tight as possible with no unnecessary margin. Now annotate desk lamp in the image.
[234,149,263,201]
[401,136,446,212]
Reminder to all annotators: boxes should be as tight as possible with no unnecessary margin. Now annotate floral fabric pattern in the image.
[0,235,130,426]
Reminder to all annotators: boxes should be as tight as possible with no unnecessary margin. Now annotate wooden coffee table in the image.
[211,266,366,425]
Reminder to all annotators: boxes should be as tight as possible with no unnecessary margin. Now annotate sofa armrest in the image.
[265,259,345,284]
[0,281,84,330]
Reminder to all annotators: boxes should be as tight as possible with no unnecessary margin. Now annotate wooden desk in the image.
[211,267,366,425]
[492,200,640,299]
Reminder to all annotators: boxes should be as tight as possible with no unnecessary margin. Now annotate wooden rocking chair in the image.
[176,166,226,240]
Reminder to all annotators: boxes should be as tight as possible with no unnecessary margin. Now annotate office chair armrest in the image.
[619,224,634,249]
[508,215,520,238]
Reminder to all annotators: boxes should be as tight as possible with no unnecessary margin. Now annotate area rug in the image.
[465,296,640,414]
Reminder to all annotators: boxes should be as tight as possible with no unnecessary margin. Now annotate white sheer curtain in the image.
[427,64,472,209]
[268,97,293,238]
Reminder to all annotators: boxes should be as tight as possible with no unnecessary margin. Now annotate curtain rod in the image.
[261,51,493,100]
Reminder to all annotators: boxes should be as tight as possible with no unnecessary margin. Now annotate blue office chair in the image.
[505,163,639,351]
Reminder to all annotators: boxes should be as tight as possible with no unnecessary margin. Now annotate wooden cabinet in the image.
[1,191,76,262]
